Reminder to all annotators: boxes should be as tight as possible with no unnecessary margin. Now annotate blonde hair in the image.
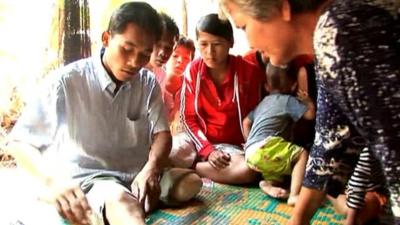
[218,0,327,21]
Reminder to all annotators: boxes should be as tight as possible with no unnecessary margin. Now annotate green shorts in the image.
[245,136,303,183]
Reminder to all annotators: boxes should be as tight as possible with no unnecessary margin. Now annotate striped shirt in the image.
[347,147,386,209]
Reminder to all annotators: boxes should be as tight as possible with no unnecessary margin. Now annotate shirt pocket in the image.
[125,115,151,148]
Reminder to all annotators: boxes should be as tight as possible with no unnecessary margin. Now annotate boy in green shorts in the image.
[243,63,315,206]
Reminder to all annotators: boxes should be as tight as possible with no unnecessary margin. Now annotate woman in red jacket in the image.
[170,13,264,184]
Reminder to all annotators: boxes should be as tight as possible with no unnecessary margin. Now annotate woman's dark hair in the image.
[107,2,163,41]
[196,13,234,43]
[175,36,196,59]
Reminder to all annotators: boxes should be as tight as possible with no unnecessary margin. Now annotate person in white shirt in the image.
[7,2,201,225]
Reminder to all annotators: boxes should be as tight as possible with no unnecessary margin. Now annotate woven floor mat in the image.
[147,179,344,225]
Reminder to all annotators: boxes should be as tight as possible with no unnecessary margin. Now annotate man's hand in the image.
[131,162,161,210]
[208,150,231,170]
[4,142,92,225]
[47,179,91,225]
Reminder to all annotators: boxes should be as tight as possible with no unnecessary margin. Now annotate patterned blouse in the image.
[303,0,400,218]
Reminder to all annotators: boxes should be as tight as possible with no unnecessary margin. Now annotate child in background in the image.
[146,12,179,90]
[165,36,196,96]
[328,146,389,225]
[244,63,315,206]
[163,36,195,126]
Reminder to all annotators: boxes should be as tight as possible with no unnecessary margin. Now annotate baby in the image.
[243,63,315,206]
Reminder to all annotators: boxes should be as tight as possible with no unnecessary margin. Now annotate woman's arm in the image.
[289,187,325,225]
[180,64,214,160]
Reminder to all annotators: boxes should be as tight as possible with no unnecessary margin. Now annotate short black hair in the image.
[107,2,163,41]
[266,62,297,93]
[196,13,233,43]
[159,12,179,39]
[175,36,196,59]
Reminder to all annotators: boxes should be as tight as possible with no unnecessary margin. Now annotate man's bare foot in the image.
[259,180,289,199]
[287,195,298,206]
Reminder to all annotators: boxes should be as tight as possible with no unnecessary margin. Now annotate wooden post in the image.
[182,0,188,36]
[63,0,91,64]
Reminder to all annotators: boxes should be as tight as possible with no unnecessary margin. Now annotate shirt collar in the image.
[95,48,134,94]
[96,48,115,92]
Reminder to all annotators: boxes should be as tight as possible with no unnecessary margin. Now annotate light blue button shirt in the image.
[11,53,169,181]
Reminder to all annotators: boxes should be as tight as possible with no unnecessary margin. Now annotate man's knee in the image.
[160,168,202,205]
[105,190,141,212]
[105,191,145,224]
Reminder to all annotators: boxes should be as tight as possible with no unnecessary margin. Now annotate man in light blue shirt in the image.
[7,2,201,225]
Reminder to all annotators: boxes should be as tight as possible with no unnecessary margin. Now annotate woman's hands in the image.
[208,150,231,170]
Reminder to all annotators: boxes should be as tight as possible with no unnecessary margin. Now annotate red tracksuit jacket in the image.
[180,55,264,159]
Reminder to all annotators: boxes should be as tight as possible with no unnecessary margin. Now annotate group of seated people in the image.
[5,1,396,225]
[137,8,388,225]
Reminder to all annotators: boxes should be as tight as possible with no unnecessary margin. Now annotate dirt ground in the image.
[0,124,16,168]
[0,139,16,168]
[0,118,17,168]
[0,151,15,168]
[0,89,23,168]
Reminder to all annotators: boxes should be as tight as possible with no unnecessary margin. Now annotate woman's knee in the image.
[237,165,258,183]
[230,155,258,183]
[170,133,197,168]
